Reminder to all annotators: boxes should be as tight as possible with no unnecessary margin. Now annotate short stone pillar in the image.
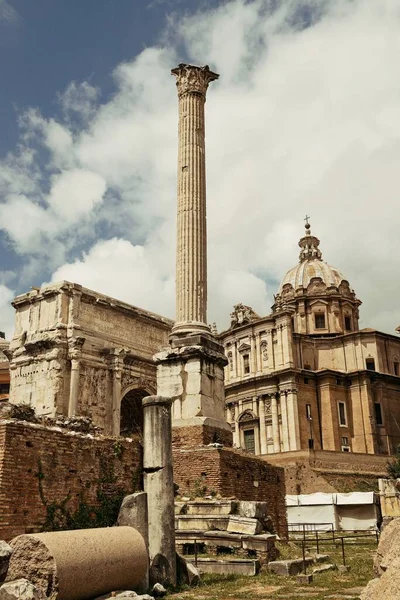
[142,395,176,587]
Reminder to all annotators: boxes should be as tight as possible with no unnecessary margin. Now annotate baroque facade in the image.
[220,222,400,457]
[6,281,172,435]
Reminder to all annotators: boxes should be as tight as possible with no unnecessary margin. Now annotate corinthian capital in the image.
[171,63,219,98]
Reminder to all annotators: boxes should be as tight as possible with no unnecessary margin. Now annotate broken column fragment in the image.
[5,527,148,600]
[142,396,176,587]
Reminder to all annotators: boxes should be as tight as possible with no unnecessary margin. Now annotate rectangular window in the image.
[342,446,350,452]
[303,377,309,384]
[394,362,399,376]
[0,383,9,394]
[306,404,312,420]
[374,403,383,426]
[243,354,250,374]
[344,316,352,331]
[342,436,349,445]
[366,358,376,371]
[315,313,326,329]
[244,429,255,453]
[338,402,347,426]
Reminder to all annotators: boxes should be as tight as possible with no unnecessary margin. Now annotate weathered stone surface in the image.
[373,516,400,576]
[0,542,12,583]
[185,500,238,516]
[268,558,313,576]
[7,282,171,433]
[151,583,166,597]
[360,518,400,600]
[176,515,229,532]
[313,564,336,574]
[195,558,260,576]
[227,516,262,536]
[7,527,148,600]
[239,501,268,520]
[117,492,148,546]
[143,396,176,588]
[176,553,201,586]
[0,579,45,600]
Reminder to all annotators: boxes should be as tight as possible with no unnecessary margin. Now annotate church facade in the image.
[220,222,400,457]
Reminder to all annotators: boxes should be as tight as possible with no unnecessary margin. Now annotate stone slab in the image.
[175,515,229,531]
[195,558,260,576]
[239,501,268,520]
[185,500,238,516]
[268,558,314,576]
[227,516,262,536]
[313,564,336,574]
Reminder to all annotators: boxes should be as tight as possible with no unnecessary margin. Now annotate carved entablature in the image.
[230,303,260,329]
[171,64,219,98]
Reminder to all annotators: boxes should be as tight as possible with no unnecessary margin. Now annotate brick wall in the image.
[0,421,142,541]
[173,446,288,539]
[172,424,233,449]
[265,449,388,494]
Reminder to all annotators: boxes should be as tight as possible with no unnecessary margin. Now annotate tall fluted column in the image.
[171,64,219,336]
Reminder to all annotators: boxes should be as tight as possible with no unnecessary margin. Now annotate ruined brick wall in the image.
[173,447,287,539]
[172,424,233,449]
[0,421,142,541]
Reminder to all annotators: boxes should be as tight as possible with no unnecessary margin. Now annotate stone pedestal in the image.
[155,334,232,446]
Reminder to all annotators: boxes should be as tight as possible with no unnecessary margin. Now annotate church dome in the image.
[273,220,360,336]
[279,258,347,293]
[278,221,351,294]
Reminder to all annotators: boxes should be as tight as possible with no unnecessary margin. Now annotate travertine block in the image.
[227,516,263,536]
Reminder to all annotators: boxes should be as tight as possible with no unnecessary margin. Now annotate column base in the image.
[154,333,230,448]
[172,417,233,448]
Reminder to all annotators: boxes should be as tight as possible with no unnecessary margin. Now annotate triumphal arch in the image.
[6,281,172,435]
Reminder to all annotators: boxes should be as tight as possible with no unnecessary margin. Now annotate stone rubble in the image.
[0,579,45,600]
[361,518,400,599]
[0,542,12,583]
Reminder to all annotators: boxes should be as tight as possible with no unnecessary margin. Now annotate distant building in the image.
[220,222,400,457]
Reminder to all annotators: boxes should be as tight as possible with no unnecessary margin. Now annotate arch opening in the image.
[120,388,148,437]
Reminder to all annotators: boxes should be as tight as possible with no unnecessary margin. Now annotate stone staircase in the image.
[175,499,278,572]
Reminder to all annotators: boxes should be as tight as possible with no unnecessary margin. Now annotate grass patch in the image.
[170,535,376,600]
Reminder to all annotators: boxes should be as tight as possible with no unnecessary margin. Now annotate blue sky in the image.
[1,0,400,338]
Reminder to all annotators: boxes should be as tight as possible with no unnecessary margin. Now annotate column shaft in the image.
[259,398,268,455]
[68,359,80,417]
[143,396,176,587]
[271,395,281,453]
[171,64,219,335]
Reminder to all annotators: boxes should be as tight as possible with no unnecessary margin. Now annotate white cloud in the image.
[47,169,106,221]
[2,0,400,334]
[50,238,175,318]
[0,284,15,339]
[0,0,18,24]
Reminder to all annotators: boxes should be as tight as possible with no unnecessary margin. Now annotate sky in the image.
[1,0,400,339]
